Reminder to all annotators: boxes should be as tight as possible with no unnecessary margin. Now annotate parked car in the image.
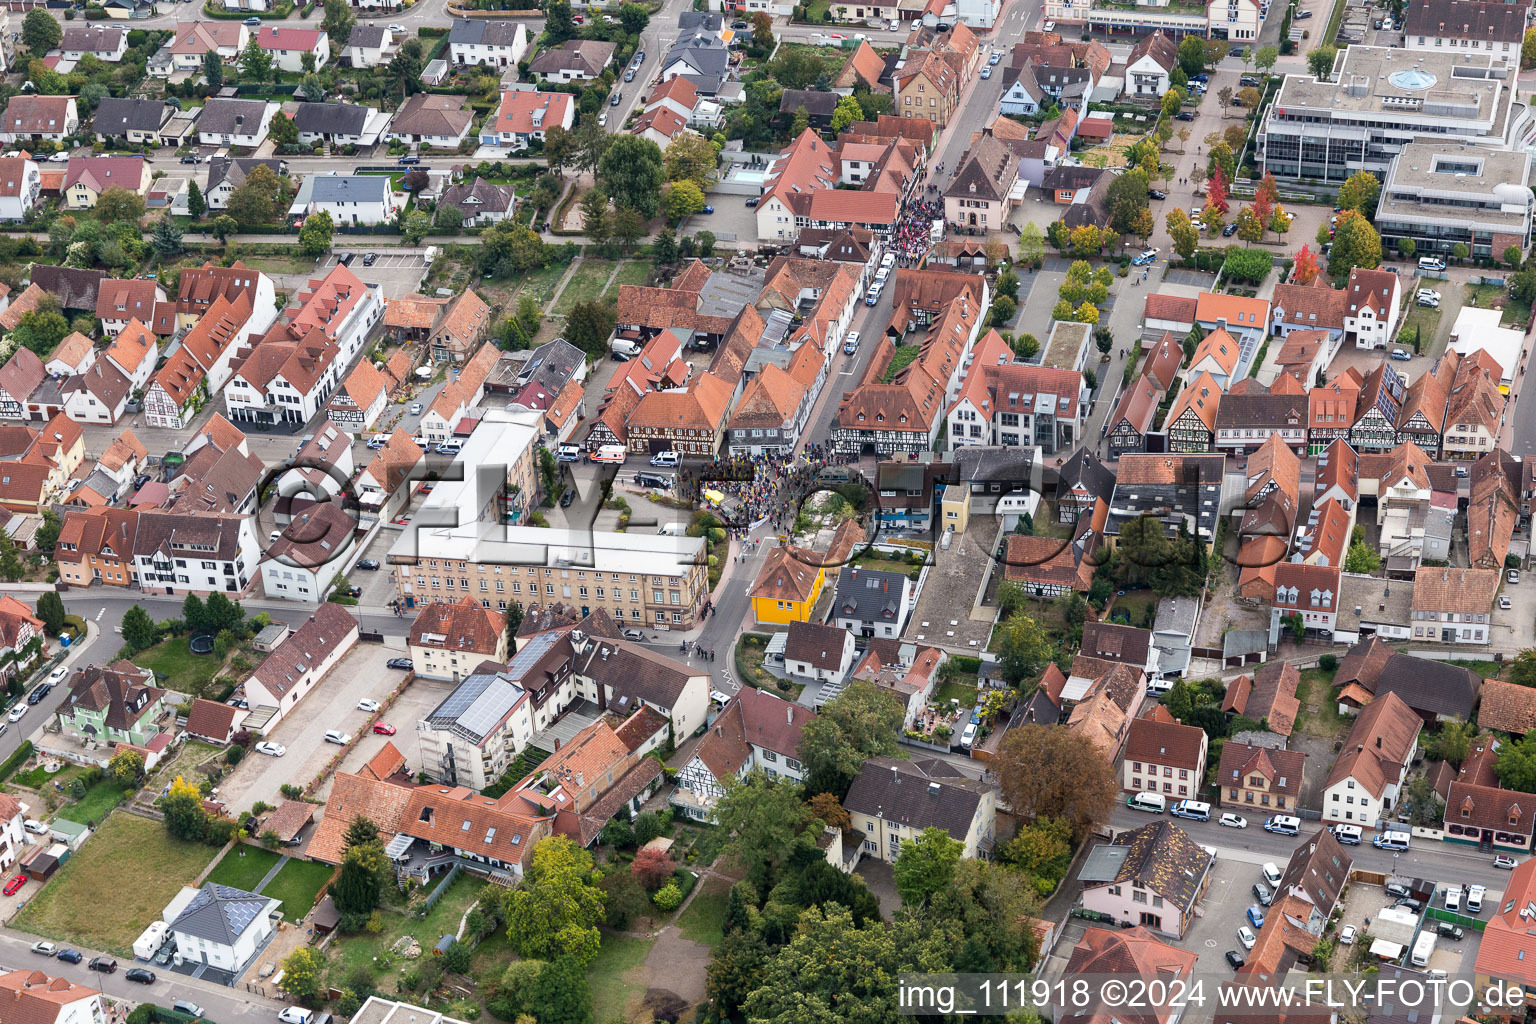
[1147,189,1168,200]
[55,950,82,964]
[560,489,574,508]
[1510,569,1521,584]
[125,969,155,985]
[1395,897,1423,912]
[366,437,387,450]
[387,658,413,670]
[745,197,760,208]
[1336,924,1356,945]
[1468,884,1487,912]
[357,559,381,571]
[1436,923,1464,940]
[23,820,47,835]
[409,402,423,415]
[7,705,26,723]
[1225,950,1245,969]
[1175,111,1196,121]
[88,957,118,974]
[254,741,286,757]
[1192,73,1209,83]
[324,730,351,745]
[278,1010,312,1024]
[173,1002,206,1018]
[624,69,635,82]
[398,155,421,165]
[357,698,381,713]
[1500,596,1512,610]
[1222,222,1239,237]
[31,941,56,956]
[362,253,378,267]
[338,586,362,597]
[1252,882,1272,906]
[1496,854,1519,869]
[702,205,714,214]
[373,722,397,736]
[1385,881,1412,898]
[1219,813,1248,828]
[1247,906,1266,929]
[180,155,199,165]
[1237,926,1257,950]
[621,628,645,641]
[244,15,261,23]
[1262,863,1282,886]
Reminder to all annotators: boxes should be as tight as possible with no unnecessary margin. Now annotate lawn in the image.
[509,261,569,312]
[242,256,321,276]
[1029,502,1073,540]
[12,761,89,791]
[261,857,334,920]
[1398,303,1442,356]
[470,929,516,988]
[934,676,980,710]
[675,875,731,947]
[1293,667,1349,740]
[14,814,217,955]
[1463,283,1530,327]
[850,555,924,579]
[65,778,132,827]
[883,344,921,383]
[134,636,221,696]
[206,845,282,892]
[601,261,652,301]
[332,871,486,977]
[1105,589,1158,629]
[588,932,655,1023]
[553,259,617,316]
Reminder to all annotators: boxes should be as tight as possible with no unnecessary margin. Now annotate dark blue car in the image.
[55,950,82,964]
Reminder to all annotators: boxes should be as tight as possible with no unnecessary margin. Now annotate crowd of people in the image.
[891,195,943,267]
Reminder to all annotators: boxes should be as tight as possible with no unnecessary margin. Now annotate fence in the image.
[414,861,464,918]
[1424,907,1486,932]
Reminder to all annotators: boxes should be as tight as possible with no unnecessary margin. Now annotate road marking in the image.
[95,608,104,621]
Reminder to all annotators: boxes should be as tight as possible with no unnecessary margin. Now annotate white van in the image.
[1444,885,1462,912]
[1418,256,1447,272]
[1331,824,1362,845]
[590,444,627,464]
[650,450,680,467]
[557,444,582,462]
[657,523,683,536]
[1410,931,1437,968]
[1263,815,1301,836]
[1147,677,1173,696]
[1373,830,1411,851]
[865,282,884,306]
[1128,792,1167,813]
[1170,800,1211,822]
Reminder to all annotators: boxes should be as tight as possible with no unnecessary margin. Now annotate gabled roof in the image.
[1217,742,1306,801]
[1141,332,1183,392]
[1326,691,1421,797]
[197,98,272,136]
[3,96,74,135]
[783,621,851,671]
[390,93,472,138]
[1143,292,1198,324]
[169,20,245,54]
[1195,291,1269,331]
[1481,679,1536,737]
[1271,278,1347,330]
[1411,565,1500,615]
[1165,370,1221,433]
[1127,29,1177,71]
[750,544,821,603]
[409,594,505,656]
[493,91,574,136]
[1189,326,1241,378]
[1083,819,1211,914]
[1222,661,1301,737]
[843,755,990,843]
[1346,266,1396,318]
[252,26,325,52]
[92,97,167,135]
[308,771,415,865]
[1125,706,1205,769]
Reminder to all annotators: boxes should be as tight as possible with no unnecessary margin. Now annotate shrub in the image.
[1319,654,1338,672]
[652,881,682,911]
[225,745,244,766]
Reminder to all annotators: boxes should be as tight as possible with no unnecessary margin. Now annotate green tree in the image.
[388,38,425,101]
[714,773,814,885]
[1337,170,1381,216]
[35,590,64,635]
[1506,244,1524,268]
[1344,540,1382,574]
[1165,678,1195,721]
[613,205,646,252]
[1166,208,1199,259]
[528,956,590,1024]
[1495,733,1536,792]
[564,299,616,357]
[1254,45,1279,74]
[183,594,207,634]
[1397,237,1417,261]
[830,94,864,132]
[333,841,389,915]
[280,947,325,1002]
[543,123,576,175]
[652,227,677,266]
[96,188,145,224]
[1525,27,1536,69]
[22,9,60,54]
[342,813,379,849]
[545,0,576,42]
[1234,205,1264,245]
[432,202,464,233]
[502,836,606,966]
[1329,209,1382,273]
[161,776,207,842]
[1453,242,1470,261]
[1507,648,1536,688]
[618,1,649,33]
[664,179,706,222]
[893,827,963,908]
[995,614,1053,685]
[1020,222,1045,263]
[579,187,609,246]
[209,214,238,244]
[322,0,356,47]
[989,295,1016,327]
[239,38,274,81]
[1176,35,1208,76]
[789,105,810,137]
[202,49,223,91]
[573,114,611,175]
[994,725,1118,840]
[596,135,665,220]
[268,111,298,148]
[107,748,144,787]
[12,304,69,357]
[1106,167,1151,237]
[1308,45,1337,80]
[186,181,207,220]
[1004,816,1073,876]
[798,680,906,796]
[121,604,156,651]
[662,131,719,190]
[298,210,334,256]
[1428,719,1475,768]
[226,164,287,228]
[400,210,432,246]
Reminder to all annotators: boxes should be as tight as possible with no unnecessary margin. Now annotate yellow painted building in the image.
[750,544,826,624]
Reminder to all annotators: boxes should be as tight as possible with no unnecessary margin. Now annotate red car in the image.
[5,875,26,896]
[372,722,397,736]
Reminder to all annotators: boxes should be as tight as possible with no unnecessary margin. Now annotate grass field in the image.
[207,846,282,892]
[13,762,88,791]
[554,259,617,316]
[601,261,652,301]
[1294,667,1349,740]
[1398,303,1442,356]
[332,872,485,977]
[14,814,217,955]
[65,779,132,827]
[1464,283,1530,327]
[934,677,980,710]
[510,262,569,312]
[261,858,333,920]
[588,932,654,1023]
[135,636,220,695]
[676,876,731,947]
[1105,589,1158,628]
[242,256,321,276]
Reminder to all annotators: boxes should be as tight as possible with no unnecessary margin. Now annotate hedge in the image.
[0,741,34,784]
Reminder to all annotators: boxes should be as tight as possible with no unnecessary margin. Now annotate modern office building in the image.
[1376,143,1534,259]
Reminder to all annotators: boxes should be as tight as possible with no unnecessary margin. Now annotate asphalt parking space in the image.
[319,253,431,299]
[313,673,459,799]
[1185,855,1275,975]
[218,644,415,812]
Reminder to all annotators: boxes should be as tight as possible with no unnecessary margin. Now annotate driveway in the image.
[313,673,460,799]
[219,644,415,811]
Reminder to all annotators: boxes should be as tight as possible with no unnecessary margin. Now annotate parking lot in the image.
[319,251,432,299]
[312,672,459,799]
[1333,878,1490,977]
[218,644,416,810]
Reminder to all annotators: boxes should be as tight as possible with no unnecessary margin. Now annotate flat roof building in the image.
[1259,46,1529,182]
[1376,142,1533,260]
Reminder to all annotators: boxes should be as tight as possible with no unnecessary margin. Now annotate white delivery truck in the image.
[611,338,643,360]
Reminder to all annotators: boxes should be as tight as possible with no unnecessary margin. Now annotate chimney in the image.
[928,781,941,795]
[890,764,899,781]
[553,737,561,751]
[787,705,793,724]
[1376,736,1382,748]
